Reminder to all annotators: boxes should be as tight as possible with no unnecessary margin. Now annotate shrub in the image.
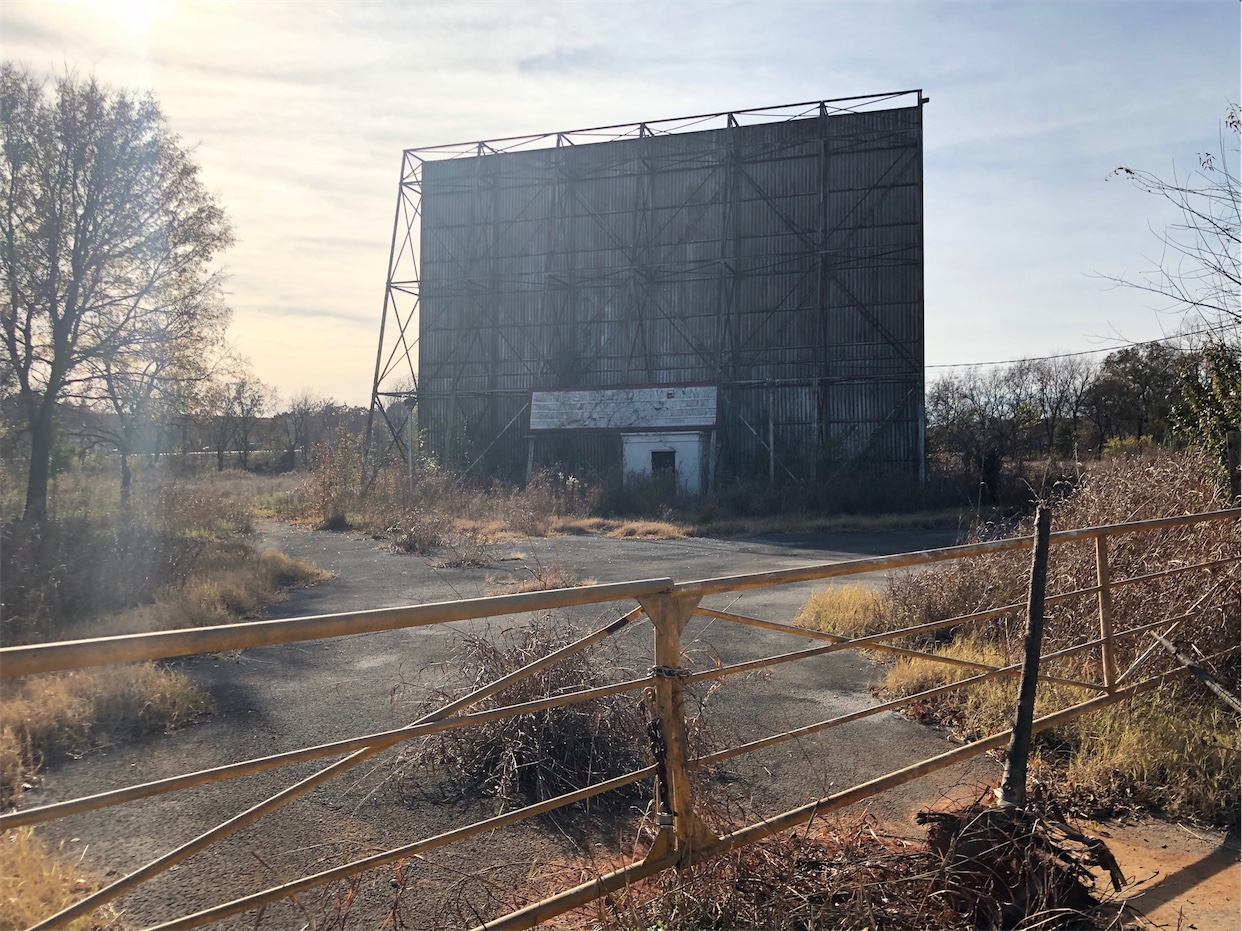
[388,509,450,554]
[305,428,365,529]
[399,617,649,812]
[505,468,595,536]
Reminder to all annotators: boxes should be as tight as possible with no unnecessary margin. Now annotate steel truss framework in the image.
[366,91,927,484]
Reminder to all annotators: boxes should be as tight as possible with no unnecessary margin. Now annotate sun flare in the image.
[103,0,169,35]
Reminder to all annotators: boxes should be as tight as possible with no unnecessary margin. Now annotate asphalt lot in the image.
[30,522,1001,929]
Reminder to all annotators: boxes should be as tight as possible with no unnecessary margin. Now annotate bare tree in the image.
[1105,105,1240,336]
[1030,355,1097,458]
[230,374,267,470]
[196,366,268,471]
[277,390,331,470]
[199,377,236,472]
[76,286,226,497]
[926,368,1015,499]
[0,66,232,520]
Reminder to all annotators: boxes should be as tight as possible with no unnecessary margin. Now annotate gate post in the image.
[638,592,716,864]
[999,505,1051,808]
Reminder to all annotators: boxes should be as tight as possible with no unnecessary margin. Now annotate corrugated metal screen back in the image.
[417,106,923,482]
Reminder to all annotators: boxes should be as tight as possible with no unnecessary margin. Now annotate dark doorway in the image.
[651,450,676,474]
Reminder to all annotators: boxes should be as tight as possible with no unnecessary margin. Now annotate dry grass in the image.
[504,509,962,541]
[1,470,327,806]
[1062,688,1240,821]
[600,518,686,538]
[174,547,326,623]
[300,446,600,542]
[0,664,208,806]
[1,467,327,927]
[2,544,326,799]
[876,632,1241,823]
[541,516,684,538]
[886,449,1238,675]
[693,508,965,538]
[794,583,889,638]
[296,442,962,549]
[440,509,962,543]
[0,827,124,931]
[486,563,596,594]
[1,469,316,644]
[67,544,329,639]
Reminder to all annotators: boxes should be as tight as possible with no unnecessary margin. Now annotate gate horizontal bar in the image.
[1,579,672,678]
[142,765,659,931]
[673,509,1238,598]
[694,669,1170,864]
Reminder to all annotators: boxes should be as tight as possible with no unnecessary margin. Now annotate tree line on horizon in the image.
[925,337,1238,503]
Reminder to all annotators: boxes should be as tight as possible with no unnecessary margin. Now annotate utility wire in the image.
[925,324,1232,370]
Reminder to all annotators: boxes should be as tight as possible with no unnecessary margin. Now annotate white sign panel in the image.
[530,386,718,431]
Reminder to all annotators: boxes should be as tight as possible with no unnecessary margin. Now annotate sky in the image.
[3,0,1238,406]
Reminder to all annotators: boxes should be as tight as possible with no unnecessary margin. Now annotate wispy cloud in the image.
[3,0,1237,403]
[517,45,617,75]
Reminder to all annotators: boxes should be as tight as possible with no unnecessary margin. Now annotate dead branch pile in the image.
[919,794,1124,930]
[569,801,1125,930]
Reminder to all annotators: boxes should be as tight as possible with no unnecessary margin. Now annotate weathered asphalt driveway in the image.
[32,523,998,929]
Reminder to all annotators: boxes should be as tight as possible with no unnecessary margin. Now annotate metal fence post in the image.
[638,592,716,864]
[999,505,1052,808]
[1094,535,1118,691]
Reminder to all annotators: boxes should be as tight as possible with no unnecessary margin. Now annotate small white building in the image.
[620,431,711,495]
[528,385,718,494]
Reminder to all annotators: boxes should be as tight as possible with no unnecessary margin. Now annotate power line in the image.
[925,324,1231,370]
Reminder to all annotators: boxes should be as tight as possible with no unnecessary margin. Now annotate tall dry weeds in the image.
[885,449,1238,682]
[1,471,262,644]
[866,450,1240,823]
[0,827,124,931]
